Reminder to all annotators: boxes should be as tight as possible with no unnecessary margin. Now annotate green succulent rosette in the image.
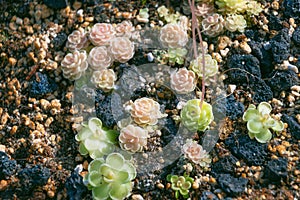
[243,102,284,143]
[167,174,194,199]
[180,99,214,132]
[75,117,118,159]
[84,153,137,200]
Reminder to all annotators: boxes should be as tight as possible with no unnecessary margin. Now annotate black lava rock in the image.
[51,32,68,50]
[29,72,57,96]
[211,155,238,177]
[17,2,31,18]
[0,152,18,179]
[264,158,288,183]
[225,95,244,120]
[199,191,219,200]
[95,90,116,128]
[249,77,273,103]
[17,165,51,195]
[79,0,102,6]
[284,0,300,19]
[266,70,298,96]
[217,174,248,197]
[44,0,67,9]
[282,114,300,140]
[225,132,268,166]
[292,27,300,46]
[270,41,290,64]
[65,170,88,200]
[226,54,261,84]
[160,117,178,147]
[267,14,283,31]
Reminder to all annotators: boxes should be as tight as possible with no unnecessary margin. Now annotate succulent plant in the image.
[84,153,136,200]
[91,69,117,92]
[61,50,88,80]
[167,174,194,199]
[170,68,196,94]
[215,0,247,14]
[201,13,225,37]
[182,139,211,167]
[180,99,214,132]
[189,54,218,78]
[243,102,284,143]
[168,48,188,65]
[75,118,118,159]
[246,0,263,16]
[224,14,247,33]
[119,124,148,153]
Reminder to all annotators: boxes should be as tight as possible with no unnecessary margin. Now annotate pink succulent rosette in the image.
[194,3,215,18]
[182,139,211,166]
[119,124,148,153]
[170,68,196,94]
[115,20,135,38]
[61,50,88,80]
[66,28,89,51]
[91,69,117,92]
[130,97,163,126]
[159,24,188,48]
[109,37,135,63]
[202,13,224,37]
[87,46,113,70]
[89,23,116,46]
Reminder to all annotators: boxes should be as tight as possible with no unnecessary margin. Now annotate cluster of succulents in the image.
[61,21,137,91]
[243,102,284,143]
[167,174,194,199]
[84,153,136,200]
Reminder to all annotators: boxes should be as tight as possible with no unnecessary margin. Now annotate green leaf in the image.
[179,188,189,196]
[242,108,259,122]
[88,158,104,172]
[247,120,263,133]
[170,175,179,183]
[90,150,105,159]
[105,130,119,143]
[167,174,172,182]
[258,102,272,115]
[181,181,191,190]
[255,128,272,143]
[106,153,125,169]
[88,171,102,187]
[122,162,137,181]
[271,120,284,132]
[84,138,101,150]
[109,182,131,200]
[92,183,110,200]
[79,143,89,156]
[100,164,116,183]
[75,127,92,141]
[248,131,255,139]
[88,117,102,133]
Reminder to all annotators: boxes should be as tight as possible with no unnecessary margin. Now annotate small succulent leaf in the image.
[84,138,100,150]
[179,188,189,196]
[178,176,186,183]
[79,143,89,156]
[181,181,191,190]
[171,183,180,191]
[106,153,125,169]
[248,131,255,139]
[258,102,272,115]
[90,150,104,159]
[88,158,105,172]
[98,141,114,155]
[105,130,119,143]
[75,127,92,141]
[122,162,137,180]
[170,175,179,183]
[248,104,256,109]
[247,120,263,133]
[88,171,102,187]
[92,183,110,200]
[167,174,173,182]
[88,117,102,133]
[100,164,116,183]
[271,120,284,132]
[265,118,276,128]
[185,176,194,183]
[109,182,131,200]
[175,191,179,199]
[243,108,259,122]
[255,128,272,143]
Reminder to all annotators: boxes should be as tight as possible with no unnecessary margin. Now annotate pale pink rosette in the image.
[170,68,196,94]
[159,24,188,48]
[91,69,117,92]
[109,37,135,63]
[119,124,148,153]
[89,23,116,46]
[87,46,113,70]
[66,28,89,51]
[115,20,135,38]
[61,50,88,80]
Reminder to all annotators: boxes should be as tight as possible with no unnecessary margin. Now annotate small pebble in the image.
[131,194,144,200]
[156,183,164,189]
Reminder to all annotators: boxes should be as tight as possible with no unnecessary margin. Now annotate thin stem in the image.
[188,0,206,109]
